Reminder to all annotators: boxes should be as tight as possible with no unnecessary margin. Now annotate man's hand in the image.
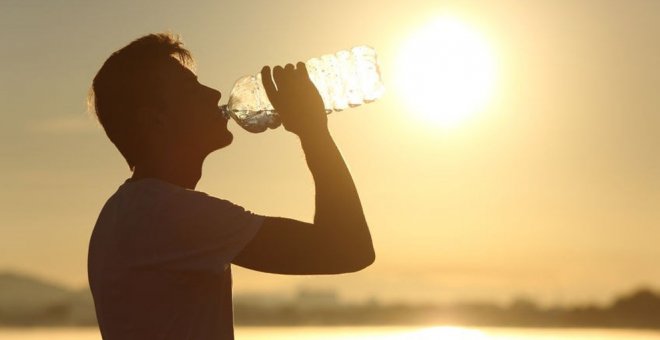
[261,63,328,137]
[233,62,375,275]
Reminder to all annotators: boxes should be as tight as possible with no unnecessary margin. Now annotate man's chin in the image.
[217,133,233,149]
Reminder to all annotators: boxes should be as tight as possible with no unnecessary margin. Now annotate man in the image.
[87,33,375,339]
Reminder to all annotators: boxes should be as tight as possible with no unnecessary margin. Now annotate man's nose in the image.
[209,87,221,103]
[201,83,222,102]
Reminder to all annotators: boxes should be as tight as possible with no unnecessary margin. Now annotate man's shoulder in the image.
[106,178,251,221]
[113,178,214,206]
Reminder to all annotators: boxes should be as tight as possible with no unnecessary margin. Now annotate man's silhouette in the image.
[87,33,375,339]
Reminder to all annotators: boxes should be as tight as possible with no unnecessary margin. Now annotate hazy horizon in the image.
[2,327,660,340]
[1,0,658,308]
[1,268,658,309]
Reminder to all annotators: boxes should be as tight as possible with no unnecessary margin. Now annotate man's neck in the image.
[131,152,206,190]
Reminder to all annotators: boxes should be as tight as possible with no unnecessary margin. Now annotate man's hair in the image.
[89,33,194,171]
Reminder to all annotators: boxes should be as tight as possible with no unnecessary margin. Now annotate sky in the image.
[1,0,658,307]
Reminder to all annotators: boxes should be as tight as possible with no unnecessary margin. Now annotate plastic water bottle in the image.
[219,46,385,133]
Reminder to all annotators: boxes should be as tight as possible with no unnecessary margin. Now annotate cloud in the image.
[26,114,101,134]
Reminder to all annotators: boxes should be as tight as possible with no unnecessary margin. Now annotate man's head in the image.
[90,33,232,171]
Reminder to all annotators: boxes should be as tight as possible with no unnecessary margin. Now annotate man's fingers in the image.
[273,65,285,77]
[262,62,318,114]
[273,65,286,85]
[261,66,279,107]
[282,64,296,84]
[296,62,308,78]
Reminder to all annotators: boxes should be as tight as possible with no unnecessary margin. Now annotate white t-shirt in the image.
[88,178,264,340]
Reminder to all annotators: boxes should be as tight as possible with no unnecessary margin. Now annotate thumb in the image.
[261,66,279,108]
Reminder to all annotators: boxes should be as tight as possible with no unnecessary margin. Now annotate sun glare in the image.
[401,326,490,340]
[395,16,497,129]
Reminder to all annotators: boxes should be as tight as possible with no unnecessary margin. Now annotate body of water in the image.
[0,326,659,339]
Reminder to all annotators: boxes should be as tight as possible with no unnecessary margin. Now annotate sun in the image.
[394,16,497,129]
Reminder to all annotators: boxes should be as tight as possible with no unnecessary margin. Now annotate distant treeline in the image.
[1,271,659,329]
[235,289,660,329]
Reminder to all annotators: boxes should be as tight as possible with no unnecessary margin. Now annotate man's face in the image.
[152,57,233,155]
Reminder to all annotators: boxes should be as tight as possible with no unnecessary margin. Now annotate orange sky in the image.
[1,0,658,306]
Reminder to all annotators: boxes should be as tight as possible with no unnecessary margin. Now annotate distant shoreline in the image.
[1,271,659,330]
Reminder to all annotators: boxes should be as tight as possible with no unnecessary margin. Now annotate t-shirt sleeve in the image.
[127,189,264,275]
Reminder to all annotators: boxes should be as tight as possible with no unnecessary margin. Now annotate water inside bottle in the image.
[221,106,281,133]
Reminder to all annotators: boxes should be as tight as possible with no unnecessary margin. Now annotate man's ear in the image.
[135,105,166,130]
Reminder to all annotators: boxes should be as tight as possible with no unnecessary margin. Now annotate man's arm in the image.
[232,63,375,274]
